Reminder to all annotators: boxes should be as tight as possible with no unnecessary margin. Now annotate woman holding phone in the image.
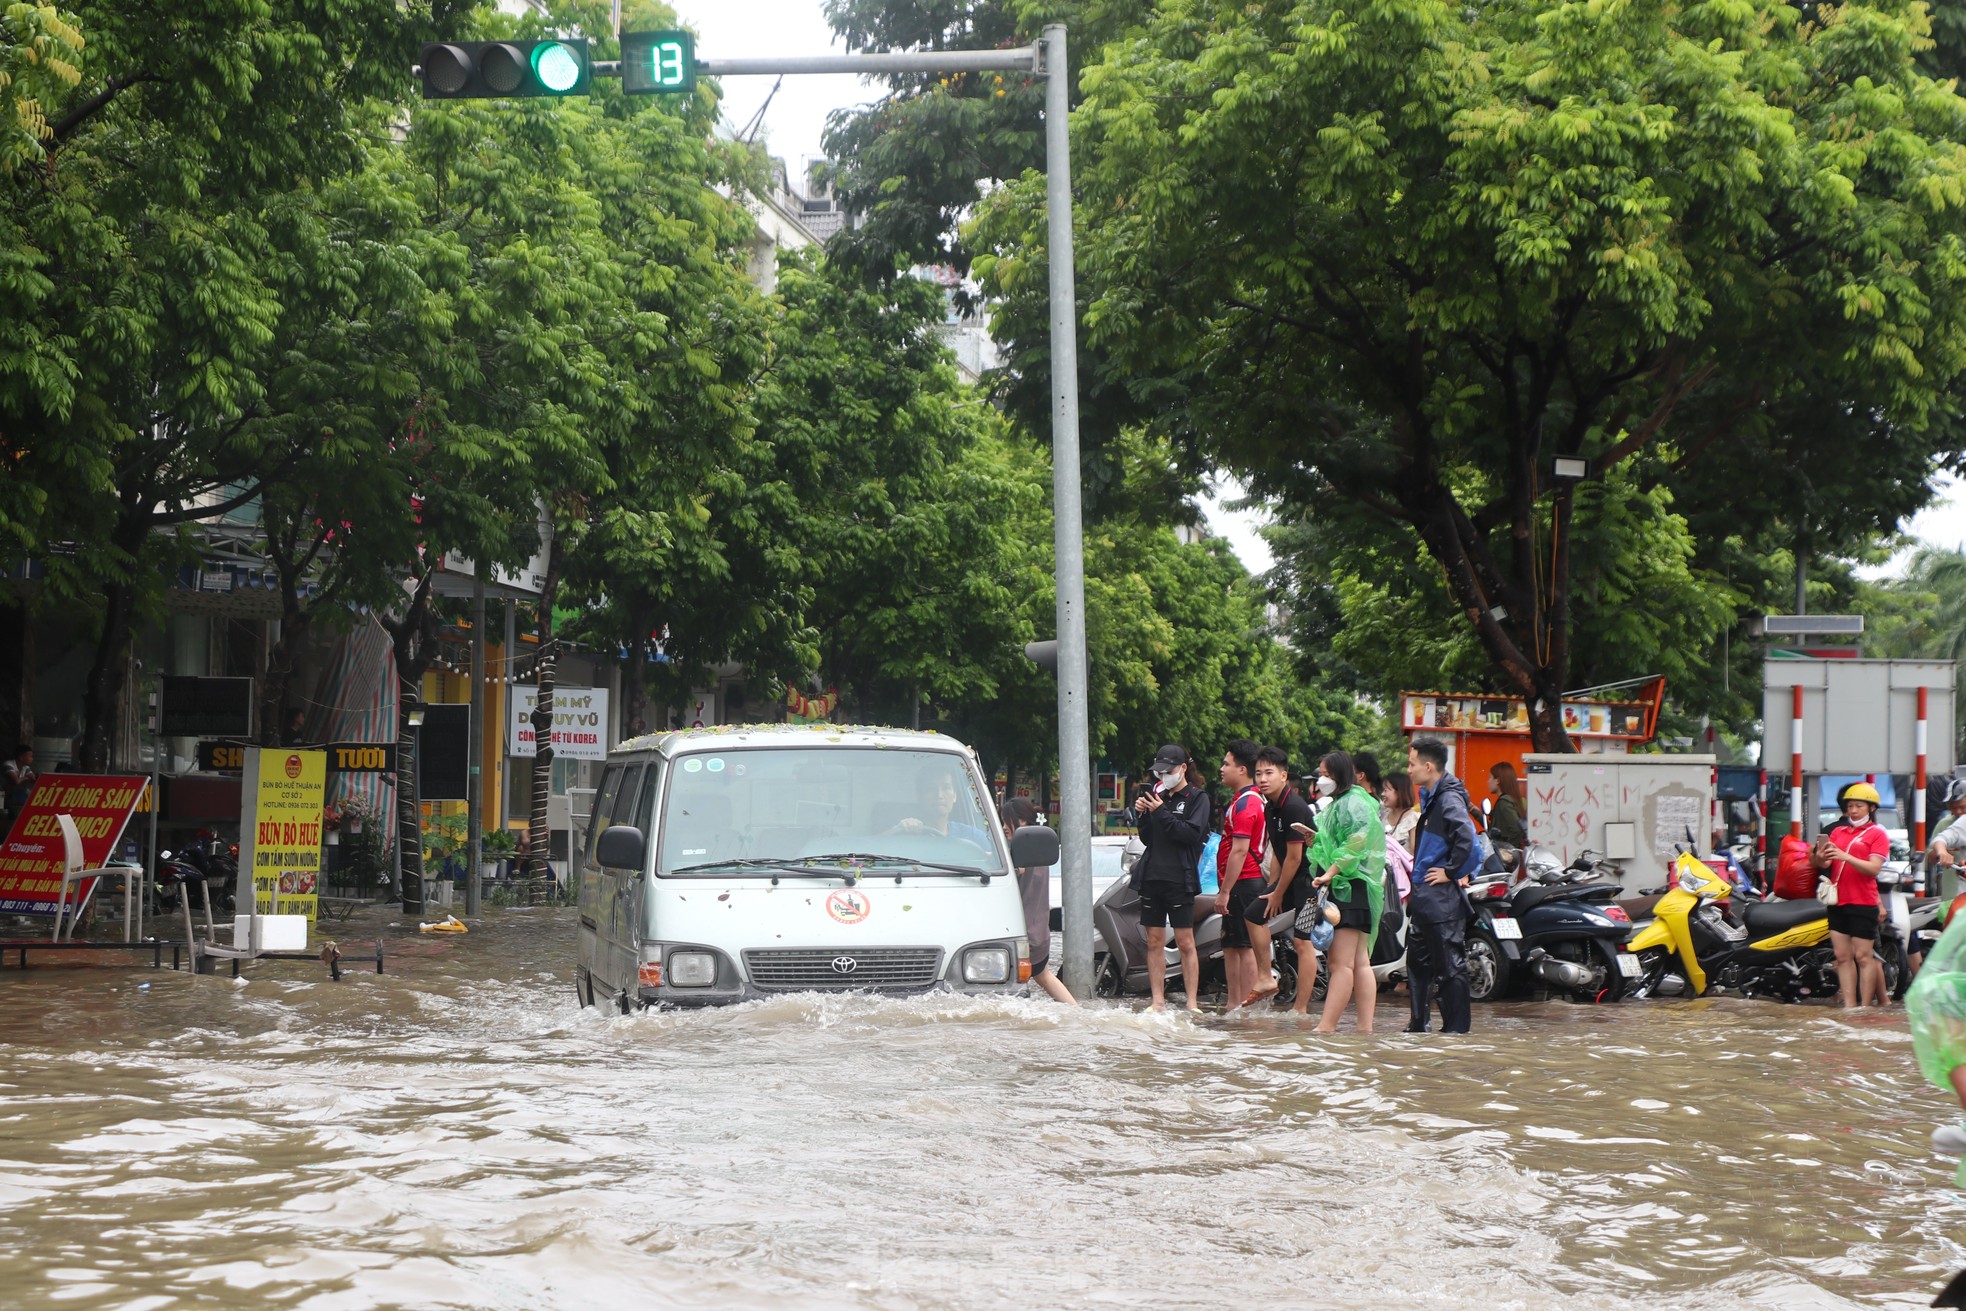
[1814,782,1890,1008]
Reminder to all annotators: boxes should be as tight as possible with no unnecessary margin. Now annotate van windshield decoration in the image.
[656,747,1006,878]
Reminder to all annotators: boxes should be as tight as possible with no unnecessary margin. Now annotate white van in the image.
[575,725,1059,1009]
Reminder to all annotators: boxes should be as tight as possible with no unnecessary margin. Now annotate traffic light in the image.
[620,30,696,94]
[419,39,592,99]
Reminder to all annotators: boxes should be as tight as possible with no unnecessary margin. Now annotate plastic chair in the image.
[51,814,125,943]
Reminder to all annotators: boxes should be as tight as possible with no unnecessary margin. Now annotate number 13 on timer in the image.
[621,30,696,94]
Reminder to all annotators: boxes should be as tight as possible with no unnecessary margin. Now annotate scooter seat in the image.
[1512,880,1618,917]
[1742,898,1825,936]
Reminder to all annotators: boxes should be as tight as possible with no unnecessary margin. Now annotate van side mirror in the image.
[596,825,646,871]
[1008,825,1060,868]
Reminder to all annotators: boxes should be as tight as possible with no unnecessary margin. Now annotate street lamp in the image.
[1551,456,1589,483]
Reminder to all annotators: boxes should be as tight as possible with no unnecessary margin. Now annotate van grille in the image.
[742,947,944,992]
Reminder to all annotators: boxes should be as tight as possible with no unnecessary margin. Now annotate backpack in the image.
[1384,833,1413,900]
[1197,832,1221,895]
[1774,835,1817,901]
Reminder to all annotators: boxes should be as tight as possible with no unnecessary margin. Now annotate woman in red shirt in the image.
[1814,782,1891,1008]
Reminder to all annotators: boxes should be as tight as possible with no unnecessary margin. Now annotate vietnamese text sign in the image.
[0,774,145,915]
[511,687,609,760]
[236,748,327,937]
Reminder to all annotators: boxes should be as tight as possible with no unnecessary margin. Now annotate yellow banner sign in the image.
[240,748,327,938]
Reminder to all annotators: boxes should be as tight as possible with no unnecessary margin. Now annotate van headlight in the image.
[962,946,1013,984]
[668,951,718,987]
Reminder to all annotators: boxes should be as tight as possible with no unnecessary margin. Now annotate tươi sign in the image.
[511,687,609,761]
[0,774,146,914]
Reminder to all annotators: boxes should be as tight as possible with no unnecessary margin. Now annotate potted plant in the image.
[482,827,517,880]
[422,813,470,902]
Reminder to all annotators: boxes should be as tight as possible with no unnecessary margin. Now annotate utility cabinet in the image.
[1523,753,1717,890]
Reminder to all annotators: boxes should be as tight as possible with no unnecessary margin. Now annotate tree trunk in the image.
[622,601,651,739]
[1405,478,1576,754]
[77,578,136,772]
[526,532,562,901]
[259,594,307,748]
[384,575,435,913]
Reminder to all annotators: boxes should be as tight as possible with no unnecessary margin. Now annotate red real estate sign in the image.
[0,774,146,915]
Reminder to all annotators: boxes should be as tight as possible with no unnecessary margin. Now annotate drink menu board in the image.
[1401,693,1652,740]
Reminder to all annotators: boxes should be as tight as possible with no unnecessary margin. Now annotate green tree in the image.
[1860,544,1966,752]
[0,2,83,175]
[0,0,439,768]
[973,0,1966,751]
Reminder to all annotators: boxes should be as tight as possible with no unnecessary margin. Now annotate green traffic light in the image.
[532,41,582,94]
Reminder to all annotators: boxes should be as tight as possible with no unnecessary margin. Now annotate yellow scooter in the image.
[1627,852,1898,1001]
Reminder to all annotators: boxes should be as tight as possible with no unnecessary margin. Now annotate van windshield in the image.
[657,747,1005,876]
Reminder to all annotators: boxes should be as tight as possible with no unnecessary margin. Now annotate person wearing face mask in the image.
[1130,745,1212,1011]
[1307,751,1386,1034]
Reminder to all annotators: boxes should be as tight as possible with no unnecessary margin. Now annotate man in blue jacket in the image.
[1405,737,1478,1033]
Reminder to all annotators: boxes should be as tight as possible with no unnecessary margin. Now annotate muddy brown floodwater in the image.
[0,905,1962,1309]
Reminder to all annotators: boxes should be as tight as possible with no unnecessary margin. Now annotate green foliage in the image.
[1858,545,1966,751]
[968,0,1966,748]
[0,2,83,173]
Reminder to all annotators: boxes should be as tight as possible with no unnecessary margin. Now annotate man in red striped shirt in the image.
[1216,739,1273,1009]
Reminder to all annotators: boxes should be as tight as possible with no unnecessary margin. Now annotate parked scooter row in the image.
[1626,850,1910,1002]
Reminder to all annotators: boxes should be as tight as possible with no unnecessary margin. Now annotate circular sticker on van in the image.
[827,889,872,924]
[707,758,726,773]
[683,759,702,773]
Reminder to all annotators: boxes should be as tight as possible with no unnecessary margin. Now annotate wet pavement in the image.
[0,905,1961,1309]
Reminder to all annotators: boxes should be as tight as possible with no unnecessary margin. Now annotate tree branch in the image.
[49,74,164,145]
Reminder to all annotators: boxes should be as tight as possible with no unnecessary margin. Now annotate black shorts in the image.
[1827,903,1880,940]
[1138,885,1196,930]
[1223,878,1266,947]
[1331,879,1372,934]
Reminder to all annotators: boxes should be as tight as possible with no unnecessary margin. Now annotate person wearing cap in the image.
[1131,744,1212,1011]
[1814,781,1891,1008]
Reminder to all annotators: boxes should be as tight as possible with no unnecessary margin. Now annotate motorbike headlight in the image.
[963,946,1013,984]
[1677,866,1705,894]
[667,951,717,987]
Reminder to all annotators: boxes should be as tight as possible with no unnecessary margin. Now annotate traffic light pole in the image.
[419,26,1097,999]
[698,28,1096,1000]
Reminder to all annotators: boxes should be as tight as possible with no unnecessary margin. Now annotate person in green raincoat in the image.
[1907,893,1966,1171]
[1309,750,1385,1034]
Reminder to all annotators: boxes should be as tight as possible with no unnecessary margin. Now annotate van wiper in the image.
[668,858,846,877]
[801,852,997,883]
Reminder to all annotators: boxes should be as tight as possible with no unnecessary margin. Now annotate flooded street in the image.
[2,907,1962,1310]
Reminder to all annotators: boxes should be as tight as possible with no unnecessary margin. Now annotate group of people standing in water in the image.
[1004,735,1498,1035]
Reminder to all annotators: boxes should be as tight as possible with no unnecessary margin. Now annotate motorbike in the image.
[1893,863,1946,1000]
[1465,844,1636,1003]
[1091,875,1296,1006]
[155,829,238,917]
[1627,851,1907,1002]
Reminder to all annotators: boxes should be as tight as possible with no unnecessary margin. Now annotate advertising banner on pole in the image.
[510,687,609,760]
[235,748,327,937]
[0,774,146,914]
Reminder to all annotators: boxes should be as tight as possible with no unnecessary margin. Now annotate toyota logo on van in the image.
[830,956,858,975]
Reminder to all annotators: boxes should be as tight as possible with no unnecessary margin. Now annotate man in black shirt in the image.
[1131,744,1212,1011]
[1256,746,1320,1015]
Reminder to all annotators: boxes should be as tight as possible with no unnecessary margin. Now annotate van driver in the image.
[888,773,990,849]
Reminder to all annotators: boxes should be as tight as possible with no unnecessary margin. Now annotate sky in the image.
[667,0,1966,582]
